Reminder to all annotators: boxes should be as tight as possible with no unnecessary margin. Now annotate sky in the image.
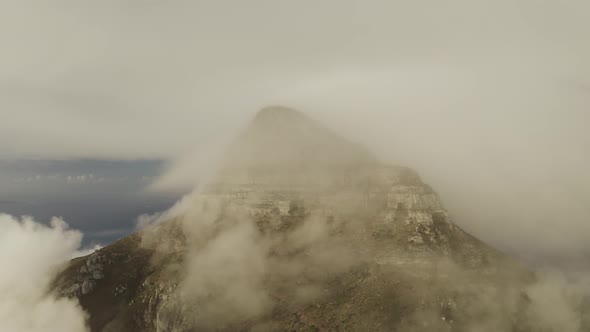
[0,0,589,268]
[0,158,177,245]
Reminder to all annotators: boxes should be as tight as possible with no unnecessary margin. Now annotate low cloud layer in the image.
[140,185,590,331]
[0,214,88,332]
[134,107,590,330]
[137,182,364,329]
[0,0,589,314]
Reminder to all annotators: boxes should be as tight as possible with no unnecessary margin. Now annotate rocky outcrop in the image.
[59,252,107,298]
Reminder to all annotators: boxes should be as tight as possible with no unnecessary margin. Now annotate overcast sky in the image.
[1,0,589,266]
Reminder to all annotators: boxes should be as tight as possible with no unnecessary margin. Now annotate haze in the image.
[1,0,589,272]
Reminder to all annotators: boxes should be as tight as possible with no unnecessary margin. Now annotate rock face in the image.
[59,252,107,298]
[53,107,534,331]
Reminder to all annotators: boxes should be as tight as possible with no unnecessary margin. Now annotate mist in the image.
[0,214,89,332]
[139,170,590,331]
[1,0,588,268]
[1,1,590,330]
[126,106,588,330]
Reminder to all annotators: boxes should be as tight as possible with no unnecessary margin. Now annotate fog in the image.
[1,0,588,267]
[138,154,590,331]
[1,1,589,330]
[0,214,89,332]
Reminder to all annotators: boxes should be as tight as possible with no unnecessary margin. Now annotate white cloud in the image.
[523,271,589,332]
[0,0,589,272]
[0,213,88,332]
[72,244,102,259]
[66,174,104,184]
[12,173,105,184]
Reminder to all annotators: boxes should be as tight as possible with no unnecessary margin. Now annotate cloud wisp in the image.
[0,213,89,332]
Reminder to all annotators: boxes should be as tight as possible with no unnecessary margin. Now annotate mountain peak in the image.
[255,105,305,120]
[251,106,312,131]
[218,107,378,179]
[51,106,534,332]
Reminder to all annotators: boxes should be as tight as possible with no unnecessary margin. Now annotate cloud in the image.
[3,2,587,329]
[72,244,103,259]
[0,0,589,278]
[139,185,363,329]
[0,213,88,332]
[65,174,104,184]
[397,260,590,332]
[522,270,589,332]
[142,182,590,330]
[11,173,105,185]
[0,0,588,160]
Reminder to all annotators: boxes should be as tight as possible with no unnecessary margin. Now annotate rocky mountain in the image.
[53,107,538,331]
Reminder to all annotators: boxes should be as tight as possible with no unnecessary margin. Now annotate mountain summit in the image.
[53,108,534,332]
[253,105,308,124]
[219,106,377,181]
